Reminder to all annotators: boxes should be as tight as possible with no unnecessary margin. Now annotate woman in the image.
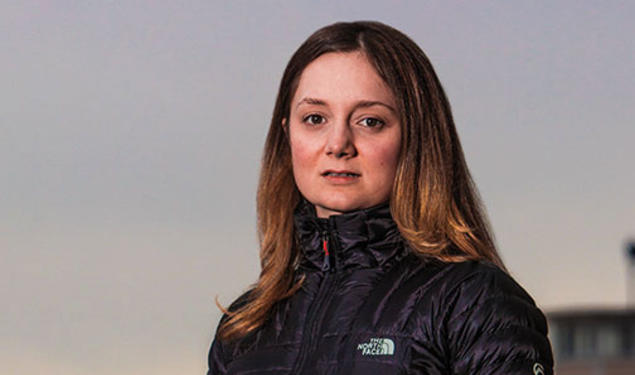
[207,21,553,374]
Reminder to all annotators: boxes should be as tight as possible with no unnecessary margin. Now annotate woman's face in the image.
[287,51,401,218]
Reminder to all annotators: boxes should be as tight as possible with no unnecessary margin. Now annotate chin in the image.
[314,198,365,216]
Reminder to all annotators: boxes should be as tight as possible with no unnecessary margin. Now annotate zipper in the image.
[291,229,338,374]
[321,230,331,271]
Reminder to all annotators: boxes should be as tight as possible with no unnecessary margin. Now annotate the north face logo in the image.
[533,363,545,375]
[357,338,395,355]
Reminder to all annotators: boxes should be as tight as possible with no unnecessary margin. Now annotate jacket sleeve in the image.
[206,290,254,375]
[444,263,554,375]
[207,333,227,375]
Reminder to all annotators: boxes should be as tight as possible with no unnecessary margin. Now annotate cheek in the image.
[289,132,317,179]
[367,139,401,180]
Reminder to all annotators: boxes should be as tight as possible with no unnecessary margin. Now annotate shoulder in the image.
[400,256,534,307]
[410,259,548,341]
[214,288,255,337]
[401,257,536,308]
[207,289,255,374]
[398,257,553,373]
[212,288,256,343]
[440,261,546,333]
[432,260,553,374]
[441,260,538,310]
[391,256,545,329]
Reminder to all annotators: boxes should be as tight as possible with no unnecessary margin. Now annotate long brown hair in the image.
[217,21,504,341]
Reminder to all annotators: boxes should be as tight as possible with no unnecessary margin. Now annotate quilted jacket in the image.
[207,202,554,374]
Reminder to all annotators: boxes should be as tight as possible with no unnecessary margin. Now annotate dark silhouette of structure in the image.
[546,240,635,374]
[548,308,635,374]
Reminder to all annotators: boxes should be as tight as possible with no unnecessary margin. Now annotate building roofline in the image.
[546,306,635,320]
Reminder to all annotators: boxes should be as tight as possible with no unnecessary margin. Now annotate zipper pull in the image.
[321,232,330,271]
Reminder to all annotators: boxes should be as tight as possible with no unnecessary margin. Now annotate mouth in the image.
[322,170,361,178]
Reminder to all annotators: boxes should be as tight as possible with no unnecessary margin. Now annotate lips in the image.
[322,170,360,177]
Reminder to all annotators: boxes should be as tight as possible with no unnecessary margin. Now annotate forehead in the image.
[292,51,396,107]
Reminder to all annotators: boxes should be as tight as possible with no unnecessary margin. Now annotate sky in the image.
[1,1,634,374]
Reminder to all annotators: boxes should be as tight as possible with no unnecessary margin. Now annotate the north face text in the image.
[357,338,395,356]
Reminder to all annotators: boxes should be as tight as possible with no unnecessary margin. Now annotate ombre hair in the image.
[217,21,504,341]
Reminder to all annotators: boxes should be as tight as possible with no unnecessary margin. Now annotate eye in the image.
[358,117,384,128]
[303,114,325,125]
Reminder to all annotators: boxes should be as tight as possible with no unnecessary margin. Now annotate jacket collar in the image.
[293,199,406,271]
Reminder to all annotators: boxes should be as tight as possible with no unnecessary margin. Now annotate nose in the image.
[325,120,356,158]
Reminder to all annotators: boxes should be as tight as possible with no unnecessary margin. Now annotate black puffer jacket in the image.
[207,203,553,374]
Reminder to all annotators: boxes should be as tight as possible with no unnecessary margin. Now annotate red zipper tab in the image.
[322,234,330,271]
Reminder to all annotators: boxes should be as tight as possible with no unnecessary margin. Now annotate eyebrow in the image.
[296,97,327,108]
[295,97,397,114]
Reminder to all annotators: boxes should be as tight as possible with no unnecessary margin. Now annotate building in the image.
[548,308,635,374]
[545,238,635,374]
